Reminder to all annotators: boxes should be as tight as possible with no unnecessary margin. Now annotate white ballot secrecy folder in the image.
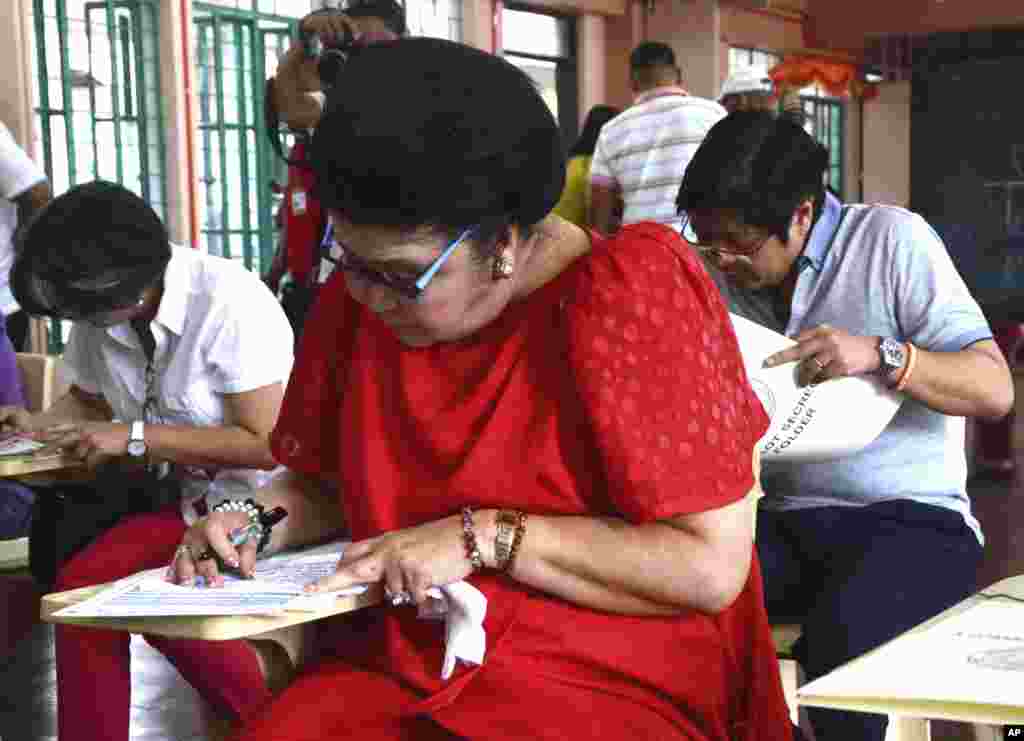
[730,313,903,462]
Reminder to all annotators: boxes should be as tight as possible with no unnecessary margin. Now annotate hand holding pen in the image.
[170,506,288,585]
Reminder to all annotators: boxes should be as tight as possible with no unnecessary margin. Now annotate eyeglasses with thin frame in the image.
[323,223,477,301]
[680,213,773,259]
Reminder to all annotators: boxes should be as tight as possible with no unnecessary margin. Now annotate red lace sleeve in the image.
[270,271,355,479]
[566,223,769,523]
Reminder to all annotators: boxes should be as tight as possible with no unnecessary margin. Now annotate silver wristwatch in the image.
[877,337,906,376]
[127,420,147,457]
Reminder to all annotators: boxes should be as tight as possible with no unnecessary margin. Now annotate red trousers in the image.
[54,507,272,741]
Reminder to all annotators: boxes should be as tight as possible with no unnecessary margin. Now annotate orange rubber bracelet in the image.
[894,343,917,392]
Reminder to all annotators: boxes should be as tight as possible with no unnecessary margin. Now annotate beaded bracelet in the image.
[461,506,484,572]
[212,498,270,553]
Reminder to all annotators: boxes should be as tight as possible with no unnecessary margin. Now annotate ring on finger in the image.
[385,586,413,607]
[193,548,216,562]
[174,545,193,561]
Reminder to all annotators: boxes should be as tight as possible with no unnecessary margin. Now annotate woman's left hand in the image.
[305,512,486,604]
[36,421,131,467]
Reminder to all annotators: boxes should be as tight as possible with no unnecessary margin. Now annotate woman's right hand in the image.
[167,510,259,587]
[0,405,38,434]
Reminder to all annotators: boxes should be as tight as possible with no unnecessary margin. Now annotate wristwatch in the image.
[127,420,147,458]
[877,337,906,377]
[494,510,519,571]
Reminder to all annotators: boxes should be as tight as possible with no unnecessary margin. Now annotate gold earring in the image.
[492,250,514,280]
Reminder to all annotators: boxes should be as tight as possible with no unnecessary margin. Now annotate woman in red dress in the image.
[171,38,791,740]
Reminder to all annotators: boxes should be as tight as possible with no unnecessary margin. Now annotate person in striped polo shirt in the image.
[590,42,726,235]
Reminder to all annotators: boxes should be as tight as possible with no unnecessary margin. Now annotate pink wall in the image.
[862,81,911,207]
[463,0,497,52]
[0,0,36,152]
[720,4,803,52]
[807,0,1024,51]
[577,14,609,127]
[645,0,721,100]
[603,5,638,108]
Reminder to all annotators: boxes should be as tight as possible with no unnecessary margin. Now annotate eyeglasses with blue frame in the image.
[322,223,478,301]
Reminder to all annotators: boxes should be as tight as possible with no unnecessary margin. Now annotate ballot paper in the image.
[730,313,904,462]
[0,432,44,457]
[53,540,367,618]
[798,589,1024,717]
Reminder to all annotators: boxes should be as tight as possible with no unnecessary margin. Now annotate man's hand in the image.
[299,11,360,51]
[763,324,880,386]
[36,421,132,468]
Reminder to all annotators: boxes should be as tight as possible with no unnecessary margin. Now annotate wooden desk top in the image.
[41,581,385,642]
[0,453,82,478]
[797,574,1024,725]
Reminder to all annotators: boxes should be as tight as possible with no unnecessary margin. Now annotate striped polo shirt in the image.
[590,87,726,230]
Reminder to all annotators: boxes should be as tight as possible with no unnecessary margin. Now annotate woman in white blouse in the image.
[0,180,294,741]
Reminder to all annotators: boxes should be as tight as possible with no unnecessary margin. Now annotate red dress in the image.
[245,223,791,740]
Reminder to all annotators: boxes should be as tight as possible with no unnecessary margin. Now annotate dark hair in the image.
[569,105,621,158]
[342,0,407,37]
[311,37,564,253]
[630,42,676,72]
[675,111,829,242]
[12,180,171,319]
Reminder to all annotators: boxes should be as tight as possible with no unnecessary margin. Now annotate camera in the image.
[299,8,356,90]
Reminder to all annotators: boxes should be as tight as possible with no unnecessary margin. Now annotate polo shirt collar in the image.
[634,85,688,105]
[103,245,188,346]
[797,190,842,272]
[152,245,189,337]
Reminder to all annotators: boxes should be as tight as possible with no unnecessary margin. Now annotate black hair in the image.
[568,105,621,158]
[630,41,676,71]
[675,111,829,242]
[342,0,407,37]
[311,37,564,255]
[12,180,171,319]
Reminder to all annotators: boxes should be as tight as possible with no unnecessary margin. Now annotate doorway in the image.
[501,4,578,152]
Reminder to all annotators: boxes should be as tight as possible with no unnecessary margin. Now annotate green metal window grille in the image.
[802,94,845,198]
[193,4,297,275]
[32,0,167,352]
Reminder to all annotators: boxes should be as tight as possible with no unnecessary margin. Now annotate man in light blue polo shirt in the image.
[676,111,1014,741]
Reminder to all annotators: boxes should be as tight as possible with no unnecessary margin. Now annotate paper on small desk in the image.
[0,433,44,457]
[53,540,367,618]
[799,597,1024,710]
[730,314,903,462]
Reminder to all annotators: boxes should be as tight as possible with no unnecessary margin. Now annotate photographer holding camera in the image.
[266,1,407,340]
[270,0,406,132]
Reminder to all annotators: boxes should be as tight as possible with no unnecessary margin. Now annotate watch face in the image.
[127,440,147,457]
[880,338,905,372]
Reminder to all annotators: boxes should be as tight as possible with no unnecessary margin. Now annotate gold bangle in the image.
[494,510,519,571]
[506,512,527,573]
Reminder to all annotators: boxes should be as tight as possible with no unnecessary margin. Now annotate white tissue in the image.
[417,581,488,680]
